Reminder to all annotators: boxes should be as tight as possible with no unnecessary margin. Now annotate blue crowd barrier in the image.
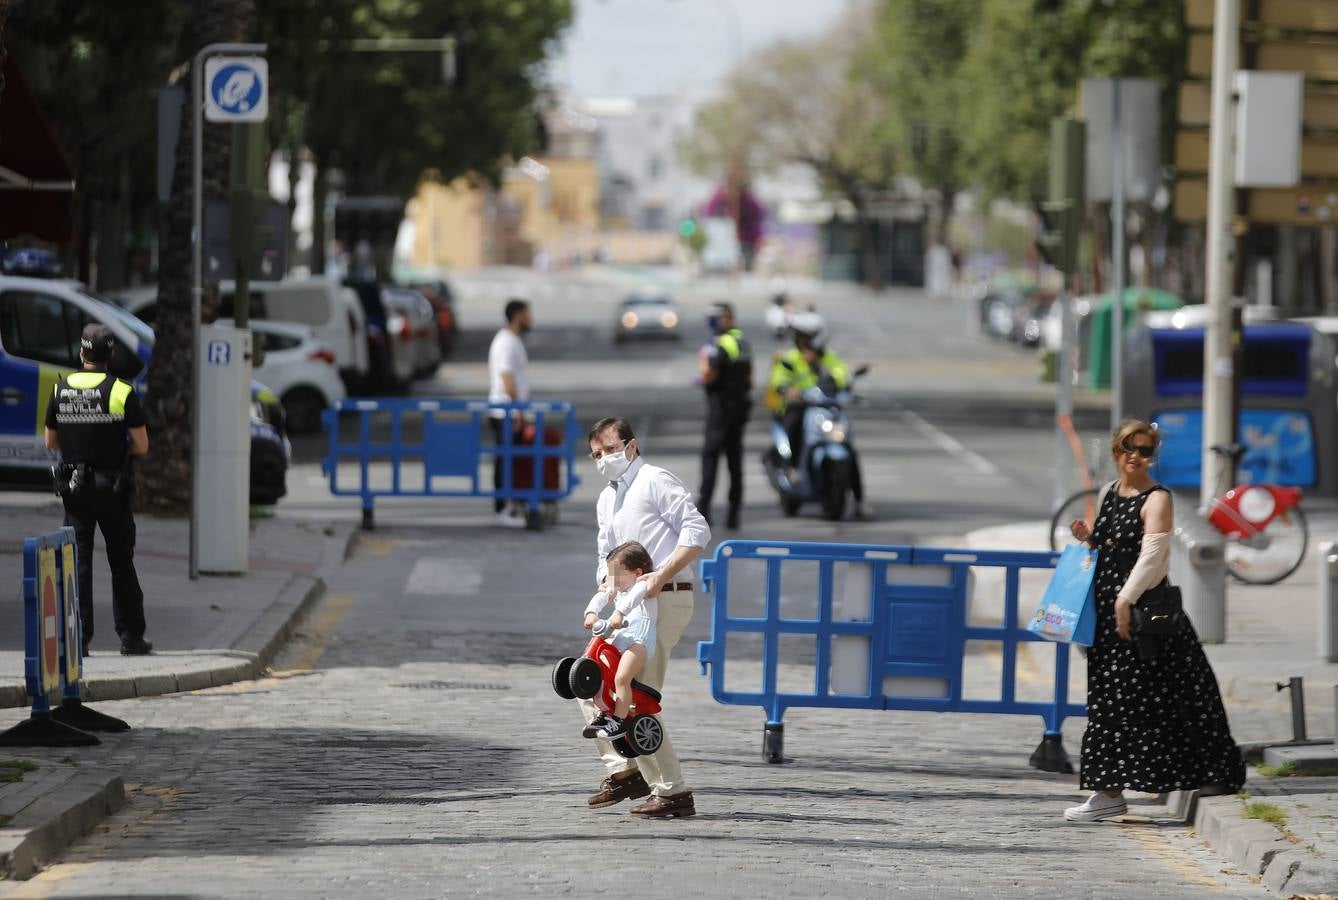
[696,540,1085,772]
[0,527,129,747]
[321,398,584,529]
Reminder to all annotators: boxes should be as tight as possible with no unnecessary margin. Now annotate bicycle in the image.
[1049,441,1309,585]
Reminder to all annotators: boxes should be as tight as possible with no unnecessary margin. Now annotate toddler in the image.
[582,540,657,740]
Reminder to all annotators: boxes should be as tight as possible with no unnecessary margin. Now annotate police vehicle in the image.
[0,274,289,504]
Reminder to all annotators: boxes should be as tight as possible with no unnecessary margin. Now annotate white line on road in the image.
[897,409,999,476]
[405,558,484,596]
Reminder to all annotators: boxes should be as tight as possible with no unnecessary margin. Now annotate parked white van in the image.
[117,279,371,391]
[220,279,369,391]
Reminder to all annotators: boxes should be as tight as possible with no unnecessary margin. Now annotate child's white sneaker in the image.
[1064,792,1127,822]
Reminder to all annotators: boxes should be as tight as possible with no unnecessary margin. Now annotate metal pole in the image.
[1201,0,1239,510]
[190,42,266,580]
[1055,288,1074,511]
[1110,80,1125,430]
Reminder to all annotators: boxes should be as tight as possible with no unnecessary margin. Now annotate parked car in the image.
[115,279,372,395]
[614,293,680,343]
[0,276,288,504]
[344,279,411,392]
[384,287,442,378]
[407,280,458,357]
[223,318,346,435]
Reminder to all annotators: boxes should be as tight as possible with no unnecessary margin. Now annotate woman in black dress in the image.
[1063,419,1245,823]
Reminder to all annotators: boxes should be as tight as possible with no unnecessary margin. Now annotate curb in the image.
[1194,793,1338,894]
[0,765,125,880]
[0,522,354,711]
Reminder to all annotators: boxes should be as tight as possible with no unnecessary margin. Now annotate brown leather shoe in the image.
[587,770,650,809]
[629,791,695,818]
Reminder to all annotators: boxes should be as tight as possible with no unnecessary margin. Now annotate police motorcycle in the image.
[762,363,869,521]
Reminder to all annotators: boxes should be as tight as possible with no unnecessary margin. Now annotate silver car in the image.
[383,287,441,381]
[614,294,681,344]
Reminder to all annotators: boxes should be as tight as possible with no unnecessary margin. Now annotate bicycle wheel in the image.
[1049,488,1100,552]
[1224,505,1309,585]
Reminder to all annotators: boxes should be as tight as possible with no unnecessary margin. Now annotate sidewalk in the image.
[964,515,1338,894]
[0,495,354,877]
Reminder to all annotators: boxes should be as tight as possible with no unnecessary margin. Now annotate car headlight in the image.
[660,311,678,328]
[621,311,639,329]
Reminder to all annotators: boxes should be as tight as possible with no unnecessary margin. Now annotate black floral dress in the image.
[1080,483,1246,793]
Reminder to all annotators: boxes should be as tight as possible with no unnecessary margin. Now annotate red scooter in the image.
[552,619,664,758]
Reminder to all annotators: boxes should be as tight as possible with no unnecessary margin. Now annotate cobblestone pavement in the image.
[0,650,1271,898]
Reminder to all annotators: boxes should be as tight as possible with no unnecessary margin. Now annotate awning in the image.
[0,37,75,243]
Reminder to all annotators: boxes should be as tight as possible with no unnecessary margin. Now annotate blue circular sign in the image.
[210,63,264,115]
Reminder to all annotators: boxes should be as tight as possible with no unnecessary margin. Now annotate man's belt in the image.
[660,582,694,593]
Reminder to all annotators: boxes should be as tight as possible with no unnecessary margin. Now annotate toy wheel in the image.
[568,657,602,700]
[552,657,576,699]
[627,714,663,756]
[612,736,639,759]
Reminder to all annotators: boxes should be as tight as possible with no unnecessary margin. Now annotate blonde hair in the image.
[1110,418,1161,458]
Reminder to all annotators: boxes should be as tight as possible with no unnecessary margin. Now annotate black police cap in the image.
[80,324,115,363]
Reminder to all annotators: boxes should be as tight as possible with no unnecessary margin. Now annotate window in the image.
[0,290,87,368]
[257,330,302,353]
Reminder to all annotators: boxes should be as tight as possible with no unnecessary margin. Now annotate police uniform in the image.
[697,313,752,529]
[46,325,149,655]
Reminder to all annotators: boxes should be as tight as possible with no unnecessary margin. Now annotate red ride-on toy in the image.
[553,619,664,758]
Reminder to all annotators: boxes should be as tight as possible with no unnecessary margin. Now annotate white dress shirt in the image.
[595,456,711,586]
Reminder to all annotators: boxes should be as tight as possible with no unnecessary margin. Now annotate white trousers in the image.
[578,590,694,797]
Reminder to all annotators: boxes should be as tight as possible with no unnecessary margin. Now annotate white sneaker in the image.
[1064,792,1127,823]
[494,510,526,529]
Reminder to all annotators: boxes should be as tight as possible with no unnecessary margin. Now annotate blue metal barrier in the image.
[321,398,584,529]
[0,527,129,747]
[696,540,1085,772]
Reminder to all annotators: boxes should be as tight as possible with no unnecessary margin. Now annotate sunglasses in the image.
[1120,443,1156,459]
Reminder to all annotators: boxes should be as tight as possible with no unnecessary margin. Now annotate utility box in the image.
[1235,71,1303,188]
[197,323,252,574]
[1170,512,1227,643]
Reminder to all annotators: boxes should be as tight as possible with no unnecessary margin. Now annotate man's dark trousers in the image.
[699,398,747,524]
[63,484,146,645]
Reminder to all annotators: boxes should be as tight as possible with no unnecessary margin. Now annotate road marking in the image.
[1120,823,1234,892]
[405,558,483,595]
[275,591,355,673]
[897,409,998,476]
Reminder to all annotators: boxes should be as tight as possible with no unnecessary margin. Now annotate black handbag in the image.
[1132,578,1183,636]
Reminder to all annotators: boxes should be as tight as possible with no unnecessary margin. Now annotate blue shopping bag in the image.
[1027,544,1098,646]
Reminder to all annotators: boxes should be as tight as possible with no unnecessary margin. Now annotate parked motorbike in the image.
[762,364,869,520]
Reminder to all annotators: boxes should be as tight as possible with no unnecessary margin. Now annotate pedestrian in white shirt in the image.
[582,416,711,819]
[487,299,531,527]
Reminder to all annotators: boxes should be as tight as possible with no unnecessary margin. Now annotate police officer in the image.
[696,302,752,529]
[44,324,152,656]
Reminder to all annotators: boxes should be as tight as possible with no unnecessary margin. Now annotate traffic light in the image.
[1037,116,1086,275]
[678,218,698,239]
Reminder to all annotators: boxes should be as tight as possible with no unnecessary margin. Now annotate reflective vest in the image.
[766,348,850,414]
[708,328,753,403]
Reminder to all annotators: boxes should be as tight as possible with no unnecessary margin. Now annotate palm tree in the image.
[139,0,255,513]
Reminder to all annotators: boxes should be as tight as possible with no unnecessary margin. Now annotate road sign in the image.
[203,199,287,280]
[203,56,268,123]
[207,340,231,366]
[39,547,58,694]
[62,543,79,685]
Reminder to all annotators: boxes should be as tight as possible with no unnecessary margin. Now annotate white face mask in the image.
[595,448,632,480]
